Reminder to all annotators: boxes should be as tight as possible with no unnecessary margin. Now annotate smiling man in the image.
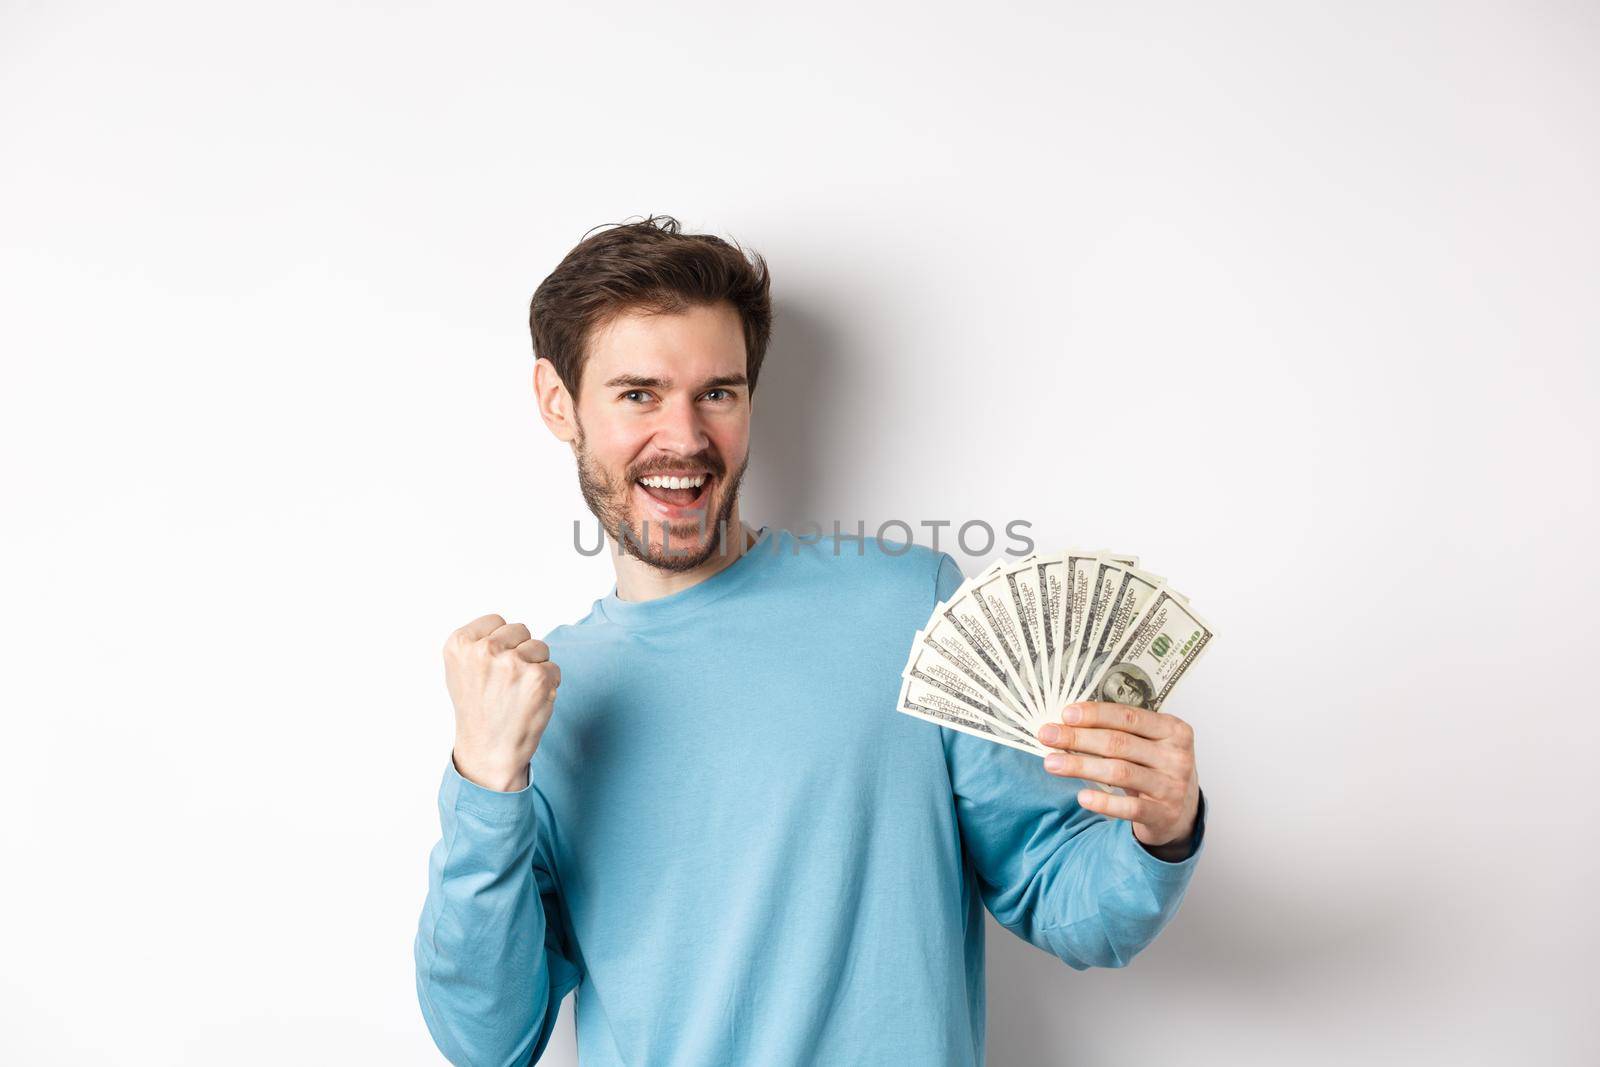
[414,216,1208,1067]
[564,299,752,577]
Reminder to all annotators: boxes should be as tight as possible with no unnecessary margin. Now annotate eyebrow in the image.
[602,373,749,390]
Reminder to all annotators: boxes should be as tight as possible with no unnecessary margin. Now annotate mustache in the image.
[628,454,726,480]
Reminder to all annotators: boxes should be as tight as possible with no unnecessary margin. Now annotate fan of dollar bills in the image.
[897,550,1215,756]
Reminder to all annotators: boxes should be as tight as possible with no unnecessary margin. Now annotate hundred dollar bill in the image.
[1071,566,1167,704]
[911,624,1033,726]
[1061,553,1139,707]
[1000,557,1055,728]
[968,565,1048,718]
[896,672,1049,755]
[1064,557,1124,700]
[938,577,1040,720]
[897,696,1049,756]
[1053,551,1099,710]
[943,556,1053,726]
[1034,554,1067,705]
[901,636,1037,739]
[1079,588,1215,711]
[924,592,1036,719]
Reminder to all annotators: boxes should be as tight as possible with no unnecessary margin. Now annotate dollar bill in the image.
[1034,554,1067,706]
[1071,566,1167,704]
[895,672,1049,755]
[900,636,1037,739]
[924,590,1036,720]
[999,557,1055,728]
[1078,588,1216,711]
[958,569,1046,719]
[1062,554,1139,705]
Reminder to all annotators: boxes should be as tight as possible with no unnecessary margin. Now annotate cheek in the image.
[708,418,750,463]
[588,423,651,467]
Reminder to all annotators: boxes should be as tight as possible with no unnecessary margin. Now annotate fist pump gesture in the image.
[445,613,561,793]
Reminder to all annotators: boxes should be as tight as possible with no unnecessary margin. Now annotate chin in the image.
[619,510,724,570]
[633,532,719,571]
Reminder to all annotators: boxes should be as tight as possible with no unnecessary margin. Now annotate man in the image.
[414,216,1207,1066]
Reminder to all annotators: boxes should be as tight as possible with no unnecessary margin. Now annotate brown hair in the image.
[529,215,773,400]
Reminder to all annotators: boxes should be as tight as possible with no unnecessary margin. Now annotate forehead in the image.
[584,301,747,384]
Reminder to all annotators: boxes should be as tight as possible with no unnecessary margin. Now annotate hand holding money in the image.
[1039,701,1200,849]
[896,548,1213,841]
[444,613,561,792]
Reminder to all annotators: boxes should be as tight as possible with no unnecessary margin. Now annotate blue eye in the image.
[621,390,651,403]
[703,389,733,401]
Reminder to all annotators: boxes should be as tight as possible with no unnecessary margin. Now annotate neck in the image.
[609,506,755,603]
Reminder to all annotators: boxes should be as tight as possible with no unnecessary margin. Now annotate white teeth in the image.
[639,474,707,489]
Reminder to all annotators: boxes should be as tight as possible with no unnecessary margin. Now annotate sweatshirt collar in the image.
[597,525,780,628]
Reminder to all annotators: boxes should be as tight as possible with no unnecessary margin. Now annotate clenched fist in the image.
[444,613,561,793]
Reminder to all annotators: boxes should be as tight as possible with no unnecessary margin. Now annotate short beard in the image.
[573,421,748,573]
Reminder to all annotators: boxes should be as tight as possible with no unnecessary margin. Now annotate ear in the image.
[534,358,578,443]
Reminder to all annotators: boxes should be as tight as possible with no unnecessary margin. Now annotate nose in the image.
[649,393,712,457]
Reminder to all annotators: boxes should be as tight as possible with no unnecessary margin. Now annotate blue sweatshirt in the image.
[414,527,1206,1066]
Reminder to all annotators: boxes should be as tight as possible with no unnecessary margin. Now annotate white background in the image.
[3,2,1596,1063]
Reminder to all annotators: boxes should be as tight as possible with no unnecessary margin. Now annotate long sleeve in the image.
[933,551,1207,970]
[414,755,583,1066]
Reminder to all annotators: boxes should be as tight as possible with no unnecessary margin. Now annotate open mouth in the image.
[633,470,715,519]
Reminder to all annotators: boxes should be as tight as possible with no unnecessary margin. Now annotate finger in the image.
[487,622,532,651]
[1036,724,1174,772]
[516,657,560,694]
[1075,786,1155,822]
[1165,714,1196,750]
[1042,752,1172,797]
[512,638,550,664]
[1061,701,1175,741]
[459,613,507,641]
